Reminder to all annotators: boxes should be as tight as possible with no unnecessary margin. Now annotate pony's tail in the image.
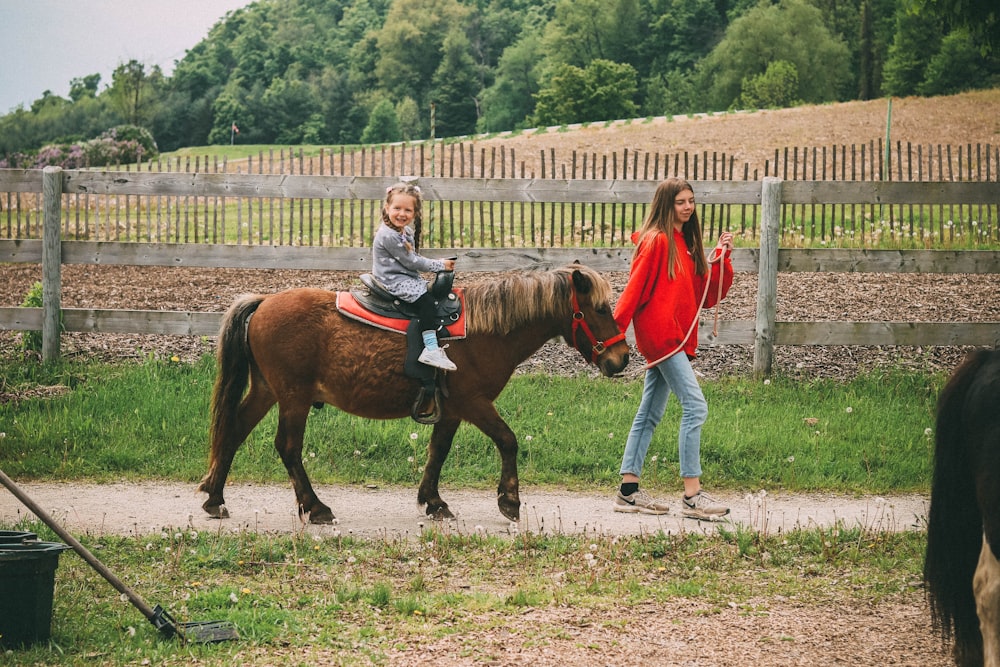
[924,349,991,664]
[207,294,265,472]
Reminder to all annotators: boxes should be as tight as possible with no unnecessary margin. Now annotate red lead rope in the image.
[643,245,727,370]
[570,286,627,364]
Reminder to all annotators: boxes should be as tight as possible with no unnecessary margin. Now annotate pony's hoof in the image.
[308,508,336,524]
[498,496,520,522]
[426,505,454,521]
[204,503,229,519]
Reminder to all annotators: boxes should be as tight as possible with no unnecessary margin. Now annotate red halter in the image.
[570,284,627,364]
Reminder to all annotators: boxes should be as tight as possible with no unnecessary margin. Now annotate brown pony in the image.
[199,264,630,524]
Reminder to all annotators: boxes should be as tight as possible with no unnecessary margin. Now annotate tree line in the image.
[1,0,997,164]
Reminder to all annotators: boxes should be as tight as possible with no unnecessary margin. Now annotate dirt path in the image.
[0,480,926,539]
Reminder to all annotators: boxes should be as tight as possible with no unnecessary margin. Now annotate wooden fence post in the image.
[42,166,62,362]
[754,177,781,377]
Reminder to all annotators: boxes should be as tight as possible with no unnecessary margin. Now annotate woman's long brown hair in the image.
[634,177,707,279]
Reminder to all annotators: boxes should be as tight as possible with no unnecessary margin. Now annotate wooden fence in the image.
[2,168,999,375]
[2,139,997,247]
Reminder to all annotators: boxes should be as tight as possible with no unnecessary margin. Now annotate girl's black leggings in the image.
[413,292,438,333]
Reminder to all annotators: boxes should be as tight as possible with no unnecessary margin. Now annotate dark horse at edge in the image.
[198,264,630,524]
[925,347,1000,667]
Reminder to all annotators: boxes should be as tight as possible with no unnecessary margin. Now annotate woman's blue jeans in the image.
[619,352,707,480]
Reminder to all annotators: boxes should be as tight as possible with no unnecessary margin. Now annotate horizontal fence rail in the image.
[2,139,998,248]
[1,170,998,373]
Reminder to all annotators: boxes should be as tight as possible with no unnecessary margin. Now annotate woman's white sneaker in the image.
[613,488,670,514]
[681,490,730,520]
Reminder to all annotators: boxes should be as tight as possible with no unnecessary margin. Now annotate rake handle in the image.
[0,468,158,621]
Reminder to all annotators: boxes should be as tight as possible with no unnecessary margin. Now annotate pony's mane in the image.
[463,264,612,335]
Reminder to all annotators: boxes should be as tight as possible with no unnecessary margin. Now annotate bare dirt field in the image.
[470,89,1000,178]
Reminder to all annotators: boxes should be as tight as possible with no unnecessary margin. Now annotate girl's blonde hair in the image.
[382,182,424,250]
[634,177,707,279]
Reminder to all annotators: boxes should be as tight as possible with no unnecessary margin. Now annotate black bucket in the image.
[0,530,38,544]
[0,542,70,647]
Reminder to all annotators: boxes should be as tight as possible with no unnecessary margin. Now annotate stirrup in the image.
[411,386,442,424]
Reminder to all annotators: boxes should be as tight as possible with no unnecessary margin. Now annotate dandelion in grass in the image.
[845,406,853,413]
[925,427,933,437]
[525,435,533,441]
[229,592,239,604]
[410,433,418,441]
[170,355,180,363]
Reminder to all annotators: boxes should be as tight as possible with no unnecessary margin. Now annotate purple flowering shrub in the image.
[1,125,158,169]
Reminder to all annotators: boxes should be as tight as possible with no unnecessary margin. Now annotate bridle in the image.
[569,284,627,364]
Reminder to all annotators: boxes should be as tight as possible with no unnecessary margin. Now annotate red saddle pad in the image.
[335,289,467,340]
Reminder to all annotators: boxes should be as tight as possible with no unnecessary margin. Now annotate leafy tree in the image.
[881,8,939,96]
[542,0,643,69]
[700,0,851,110]
[360,98,401,143]
[739,60,802,109]
[430,29,481,137]
[919,29,995,95]
[208,85,252,145]
[477,26,546,133]
[396,96,422,140]
[374,0,471,102]
[642,0,724,76]
[657,69,702,116]
[533,59,638,125]
[69,74,101,102]
[30,91,68,115]
[466,0,530,84]
[109,60,159,126]
[905,0,998,53]
[257,73,323,144]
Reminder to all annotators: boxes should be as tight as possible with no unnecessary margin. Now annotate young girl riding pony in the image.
[371,182,457,371]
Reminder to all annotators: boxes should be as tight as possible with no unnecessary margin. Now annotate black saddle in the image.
[352,272,462,331]
[351,272,462,425]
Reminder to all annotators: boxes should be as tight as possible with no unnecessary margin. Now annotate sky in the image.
[0,0,255,114]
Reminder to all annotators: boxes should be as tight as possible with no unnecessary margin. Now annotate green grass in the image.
[0,356,942,494]
[0,518,928,666]
[0,356,943,664]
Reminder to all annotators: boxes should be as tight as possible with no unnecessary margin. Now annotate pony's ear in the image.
[571,268,591,295]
